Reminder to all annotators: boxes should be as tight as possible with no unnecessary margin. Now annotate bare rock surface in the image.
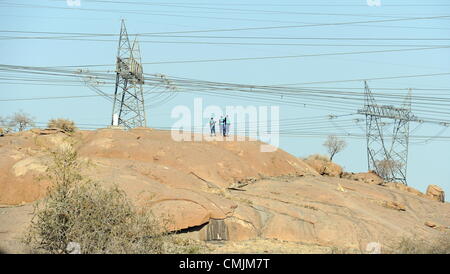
[0,129,448,253]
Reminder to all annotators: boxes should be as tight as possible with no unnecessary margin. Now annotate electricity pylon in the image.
[358,81,416,185]
[111,20,146,128]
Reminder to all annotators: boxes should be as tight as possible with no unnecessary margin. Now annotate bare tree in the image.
[8,111,35,131]
[323,135,347,161]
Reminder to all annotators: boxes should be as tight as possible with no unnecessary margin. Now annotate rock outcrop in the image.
[385,182,426,197]
[0,128,449,253]
[426,185,445,203]
[0,129,317,229]
[304,155,343,177]
[341,171,384,185]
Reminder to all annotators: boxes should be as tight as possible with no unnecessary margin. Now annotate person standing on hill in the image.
[222,116,226,137]
[219,116,224,136]
[209,116,216,136]
[225,115,231,137]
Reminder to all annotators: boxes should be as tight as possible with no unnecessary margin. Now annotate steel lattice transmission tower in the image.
[111,20,147,128]
[358,81,416,185]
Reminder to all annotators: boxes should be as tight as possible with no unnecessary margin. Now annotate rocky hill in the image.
[0,128,448,253]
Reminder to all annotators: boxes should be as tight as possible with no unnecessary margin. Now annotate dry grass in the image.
[389,233,450,254]
[306,154,330,162]
[23,143,203,254]
[47,118,77,133]
[330,246,361,254]
[329,233,450,254]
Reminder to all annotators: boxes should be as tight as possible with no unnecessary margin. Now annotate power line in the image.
[3,30,450,41]
[3,63,450,123]
[134,15,450,34]
[0,94,110,101]
[140,46,450,65]
[1,10,449,35]
[79,0,437,19]
[4,36,450,48]
[20,46,448,68]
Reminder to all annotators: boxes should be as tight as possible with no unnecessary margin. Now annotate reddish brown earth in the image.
[0,128,448,253]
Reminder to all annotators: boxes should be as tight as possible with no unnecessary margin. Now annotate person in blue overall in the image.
[209,117,216,136]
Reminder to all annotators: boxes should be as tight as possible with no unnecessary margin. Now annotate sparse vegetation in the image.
[301,204,318,211]
[389,234,450,254]
[306,154,330,162]
[330,246,361,254]
[323,135,347,161]
[47,118,77,133]
[7,111,35,132]
[375,159,403,181]
[24,143,203,254]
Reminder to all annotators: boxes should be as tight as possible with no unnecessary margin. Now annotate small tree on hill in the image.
[8,111,35,131]
[323,135,347,161]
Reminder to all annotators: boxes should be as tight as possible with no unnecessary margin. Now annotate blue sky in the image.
[0,0,449,200]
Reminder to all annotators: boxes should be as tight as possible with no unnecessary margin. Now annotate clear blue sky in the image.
[0,0,449,200]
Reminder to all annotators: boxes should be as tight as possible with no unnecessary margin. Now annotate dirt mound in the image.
[0,128,449,253]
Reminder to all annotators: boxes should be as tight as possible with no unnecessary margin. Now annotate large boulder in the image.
[426,185,445,203]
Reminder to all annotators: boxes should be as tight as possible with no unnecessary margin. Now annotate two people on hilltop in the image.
[209,115,230,137]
